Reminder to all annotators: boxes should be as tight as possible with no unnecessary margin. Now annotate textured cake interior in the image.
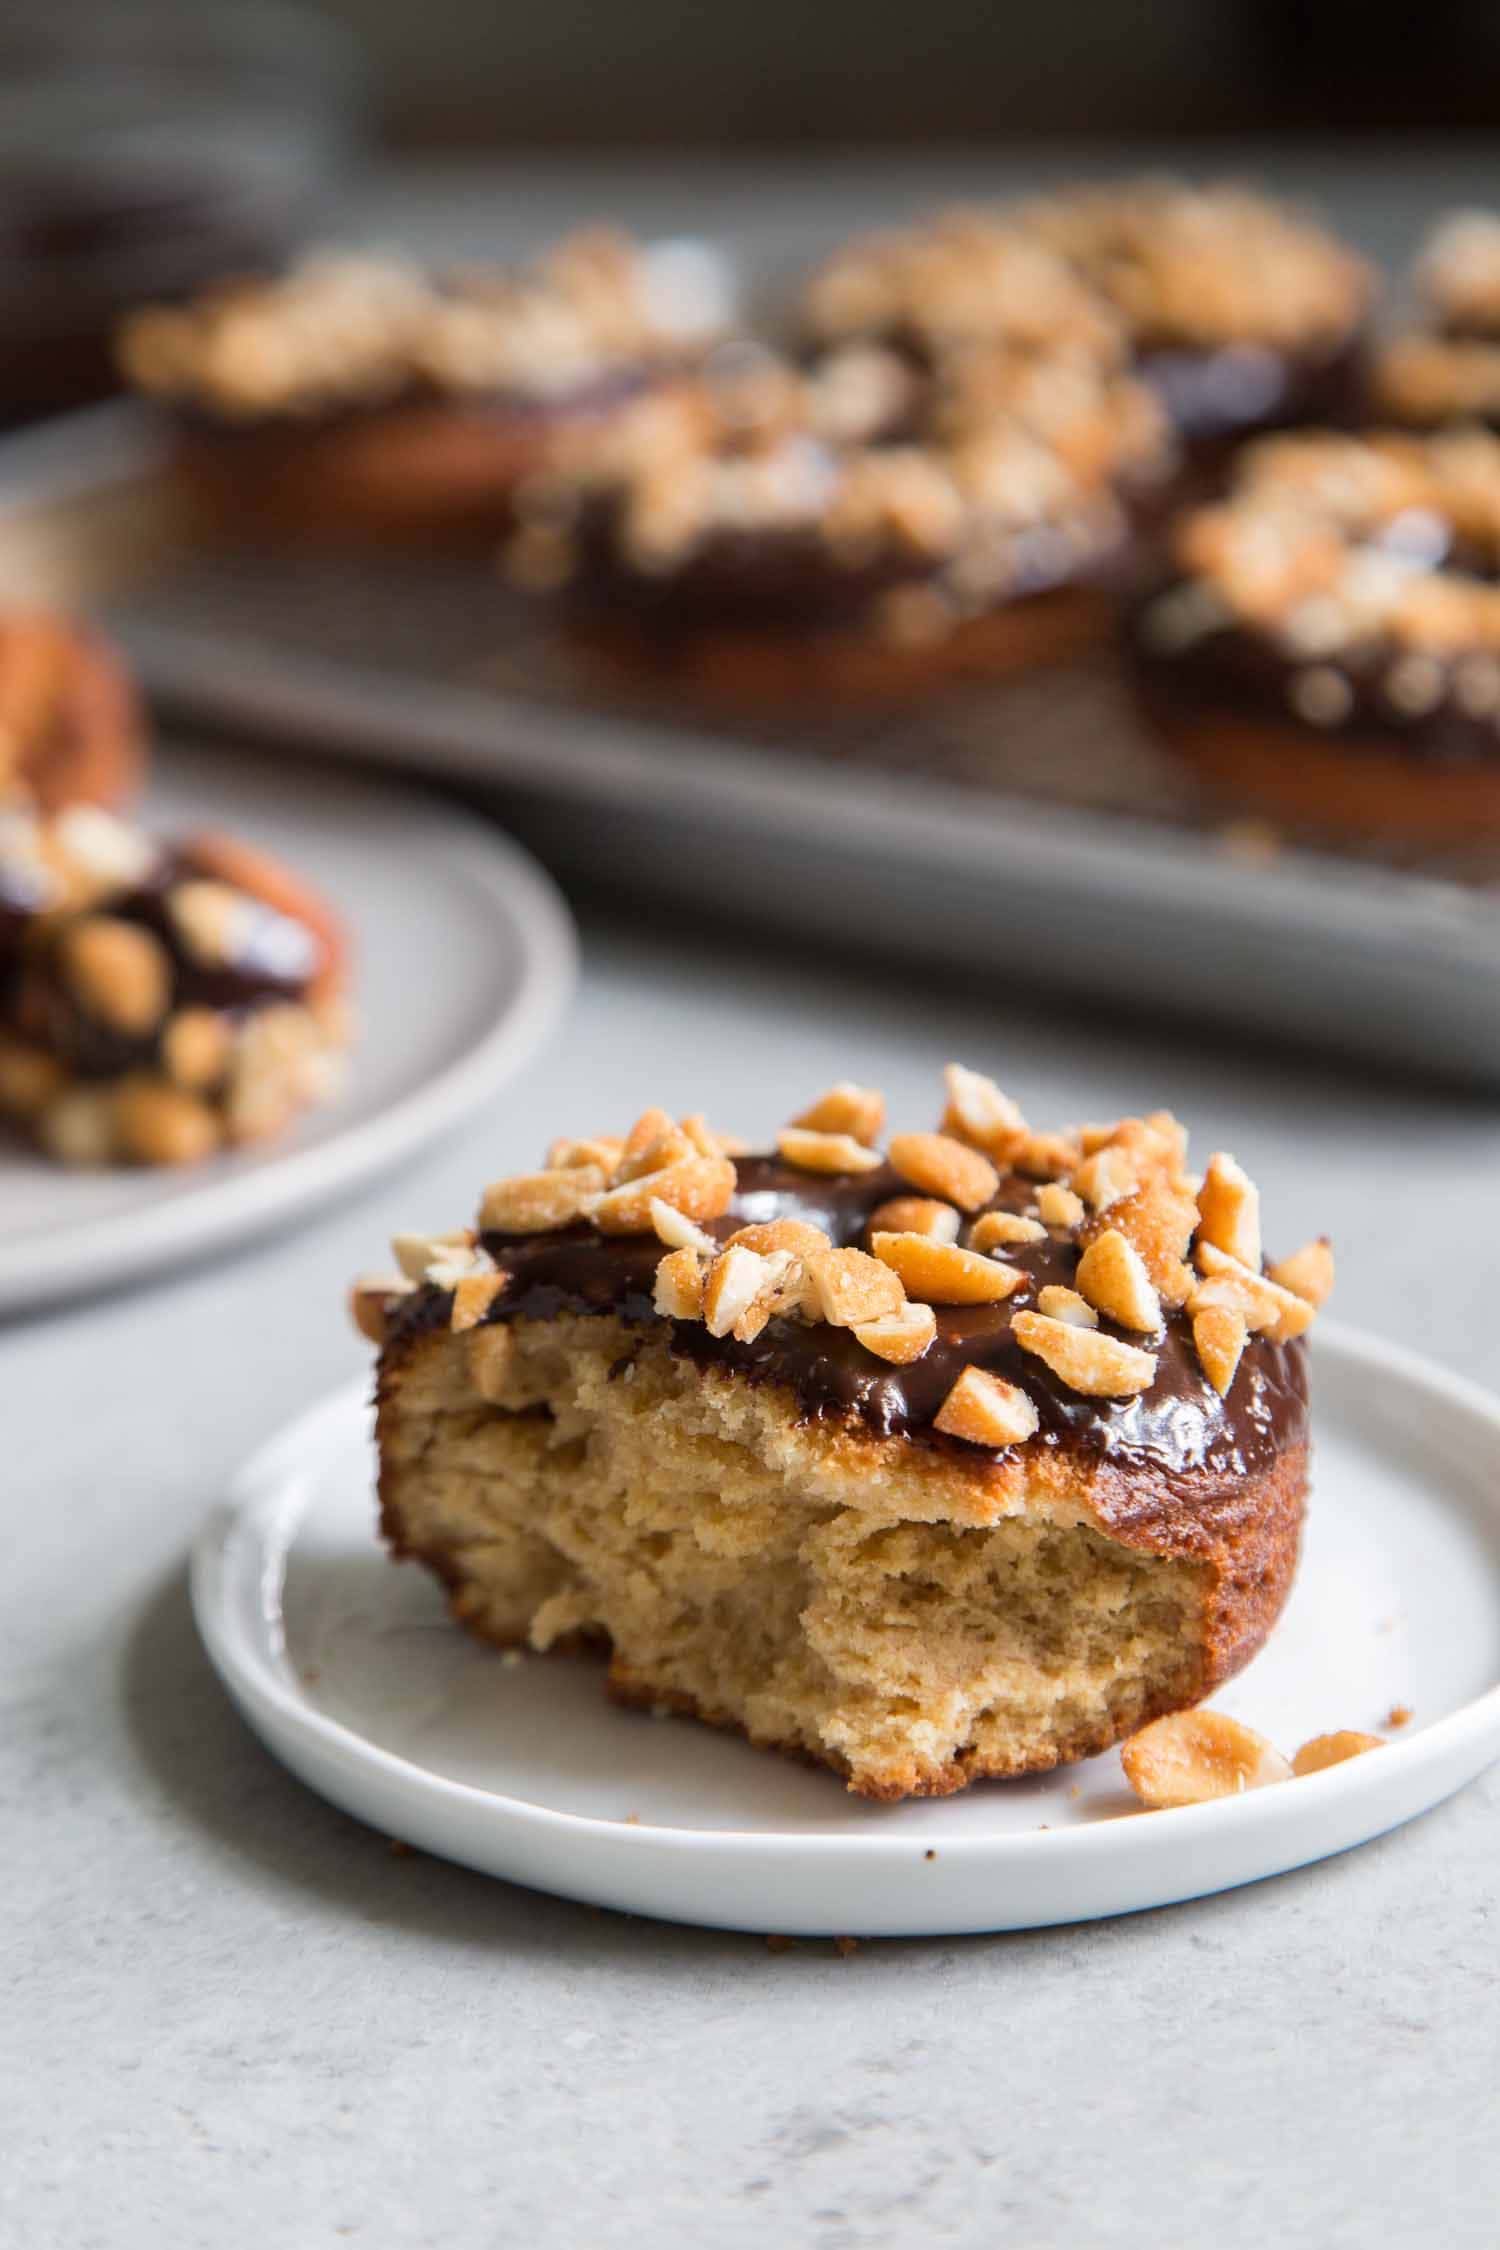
[379,1313,1212,1799]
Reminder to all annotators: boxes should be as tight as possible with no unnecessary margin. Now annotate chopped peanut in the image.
[654,1244,706,1320]
[1292,1731,1384,1777]
[679,1112,748,1159]
[871,1231,1024,1305]
[970,1210,1046,1250]
[1071,1146,1139,1214]
[617,1107,675,1169]
[887,1130,999,1212]
[650,1197,718,1253]
[789,1081,887,1143]
[1192,1242,1315,1342]
[593,1155,737,1235]
[349,1273,409,1345]
[480,1166,606,1233]
[1269,1236,1335,1308]
[1011,1312,1156,1397]
[867,1196,960,1243]
[1036,1285,1097,1328]
[934,1365,1039,1447]
[547,1133,624,1174]
[1075,1228,1163,1333]
[727,1218,832,1258]
[1081,1179,1197,1306]
[1192,1303,1248,1397]
[804,1246,905,1328]
[939,1062,1027,1160]
[1122,1710,1292,1808]
[853,1301,938,1364]
[451,1273,506,1332]
[1037,1183,1085,1230]
[392,1229,474,1282]
[613,1123,696,1183]
[703,1244,780,1337]
[1197,1151,1263,1271]
[777,1126,884,1174]
[1014,1131,1082,1180]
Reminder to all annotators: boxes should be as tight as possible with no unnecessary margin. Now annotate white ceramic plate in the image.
[0,746,575,1314]
[192,1323,1500,1937]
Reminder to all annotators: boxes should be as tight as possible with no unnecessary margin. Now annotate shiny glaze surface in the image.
[447,1154,1309,1481]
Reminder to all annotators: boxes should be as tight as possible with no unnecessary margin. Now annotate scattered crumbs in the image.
[1068,1783,1082,1798]
[1387,1704,1413,1729]
[622,1812,641,1826]
[387,1838,414,1859]
[500,1649,525,1670]
[833,1936,860,1959]
[924,1848,937,1862]
[766,1934,796,1955]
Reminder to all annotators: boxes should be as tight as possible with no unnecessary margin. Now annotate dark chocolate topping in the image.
[438,1154,1308,1483]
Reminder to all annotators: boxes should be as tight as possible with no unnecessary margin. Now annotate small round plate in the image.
[0,746,575,1313]
[192,1323,1500,1937]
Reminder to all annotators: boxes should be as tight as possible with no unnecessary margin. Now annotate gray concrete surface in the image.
[8,875,1500,2249]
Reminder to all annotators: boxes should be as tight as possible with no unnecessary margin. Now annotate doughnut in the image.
[0,796,349,1166]
[1374,210,1500,432]
[1021,179,1373,456]
[0,615,145,815]
[116,233,731,546]
[1129,427,1500,839]
[504,340,1171,707]
[355,1071,1327,1801]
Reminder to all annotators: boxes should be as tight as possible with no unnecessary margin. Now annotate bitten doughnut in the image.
[0,615,145,815]
[117,233,730,545]
[0,796,349,1166]
[1374,210,1500,433]
[1129,427,1500,839]
[505,340,1171,705]
[354,1070,1329,1801]
[1021,179,1373,455]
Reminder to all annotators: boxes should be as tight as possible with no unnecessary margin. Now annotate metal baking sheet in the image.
[5,400,1500,1084]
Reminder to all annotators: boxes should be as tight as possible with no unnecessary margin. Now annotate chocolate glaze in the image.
[170,360,663,443]
[1129,564,1500,771]
[401,1155,1309,1483]
[1134,330,1367,451]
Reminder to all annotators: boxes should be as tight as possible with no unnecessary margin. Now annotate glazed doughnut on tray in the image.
[116,231,730,545]
[1129,427,1500,840]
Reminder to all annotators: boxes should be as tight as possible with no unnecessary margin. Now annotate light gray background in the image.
[9,152,1500,2248]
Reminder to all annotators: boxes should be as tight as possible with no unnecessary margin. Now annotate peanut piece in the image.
[162,1008,232,1092]
[804,1247,905,1328]
[593,1155,736,1235]
[1036,1183,1085,1230]
[726,1219,832,1259]
[789,1081,886,1143]
[852,1302,938,1364]
[1011,1311,1156,1397]
[1036,1285,1097,1328]
[1192,1243,1315,1342]
[934,1365,1039,1447]
[887,1130,999,1213]
[939,1062,1027,1159]
[1122,1710,1292,1808]
[777,1126,883,1174]
[1192,1303,1248,1397]
[1269,1237,1335,1308]
[1197,1151,1262,1271]
[348,1273,409,1346]
[654,1245,706,1321]
[480,1165,606,1233]
[969,1210,1046,1250]
[58,915,170,1035]
[1292,1731,1384,1777]
[871,1232,1024,1305]
[114,1076,220,1166]
[867,1197,960,1244]
[1075,1228,1163,1333]
[650,1197,718,1253]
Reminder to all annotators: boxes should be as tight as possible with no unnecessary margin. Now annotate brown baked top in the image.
[117,231,730,423]
[362,1071,1329,1489]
